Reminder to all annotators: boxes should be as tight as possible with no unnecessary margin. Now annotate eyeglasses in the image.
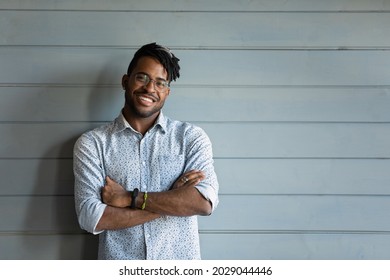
[134,73,169,91]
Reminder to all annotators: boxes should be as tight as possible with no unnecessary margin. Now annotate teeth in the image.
[139,96,153,103]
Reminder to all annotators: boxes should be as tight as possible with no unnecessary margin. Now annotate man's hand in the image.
[102,176,131,208]
[171,170,205,190]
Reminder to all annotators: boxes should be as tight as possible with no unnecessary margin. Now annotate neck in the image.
[122,107,159,135]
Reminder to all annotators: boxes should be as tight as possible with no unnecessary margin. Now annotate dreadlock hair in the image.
[127,42,180,85]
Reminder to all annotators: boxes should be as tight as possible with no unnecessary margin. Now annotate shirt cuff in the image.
[195,184,219,213]
[79,201,107,235]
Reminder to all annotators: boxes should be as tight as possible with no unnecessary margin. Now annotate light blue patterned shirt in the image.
[73,112,219,260]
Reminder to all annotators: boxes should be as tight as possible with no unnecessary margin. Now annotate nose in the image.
[144,79,156,92]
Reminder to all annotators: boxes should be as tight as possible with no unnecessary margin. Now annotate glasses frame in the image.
[133,73,170,91]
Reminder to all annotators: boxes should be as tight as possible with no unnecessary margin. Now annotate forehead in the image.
[133,56,168,80]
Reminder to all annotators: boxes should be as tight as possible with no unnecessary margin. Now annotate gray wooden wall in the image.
[1,0,390,259]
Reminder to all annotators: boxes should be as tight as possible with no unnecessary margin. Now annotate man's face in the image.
[122,56,170,119]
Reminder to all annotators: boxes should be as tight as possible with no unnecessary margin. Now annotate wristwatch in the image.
[130,188,139,209]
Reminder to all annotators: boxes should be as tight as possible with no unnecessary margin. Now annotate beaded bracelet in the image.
[141,191,148,210]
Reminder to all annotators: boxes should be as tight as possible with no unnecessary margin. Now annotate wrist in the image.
[141,191,148,210]
[123,191,132,208]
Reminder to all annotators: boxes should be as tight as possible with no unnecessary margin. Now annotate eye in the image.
[155,80,168,88]
[135,74,148,83]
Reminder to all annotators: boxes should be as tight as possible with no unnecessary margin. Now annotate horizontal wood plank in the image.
[1,0,390,12]
[166,87,390,123]
[1,11,390,47]
[0,197,80,232]
[1,159,390,196]
[203,122,390,158]
[204,122,390,158]
[1,48,390,86]
[198,195,390,232]
[0,123,389,158]
[0,159,75,196]
[0,86,123,122]
[200,233,390,260]
[214,158,390,195]
[0,123,99,159]
[0,233,98,260]
[1,86,390,122]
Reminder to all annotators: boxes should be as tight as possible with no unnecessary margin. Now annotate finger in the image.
[183,169,202,176]
[183,170,204,178]
[180,176,189,184]
[182,171,205,185]
[192,172,205,182]
[188,170,205,180]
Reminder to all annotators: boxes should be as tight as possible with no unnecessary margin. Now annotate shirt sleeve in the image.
[184,126,219,213]
[73,132,107,234]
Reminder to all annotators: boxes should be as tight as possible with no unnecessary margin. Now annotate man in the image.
[73,43,219,260]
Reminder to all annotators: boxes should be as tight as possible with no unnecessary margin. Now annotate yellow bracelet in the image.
[141,191,148,210]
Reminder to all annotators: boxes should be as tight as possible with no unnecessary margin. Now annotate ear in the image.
[166,87,171,96]
[122,74,129,90]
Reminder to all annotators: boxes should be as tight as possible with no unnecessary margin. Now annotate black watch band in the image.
[130,188,139,209]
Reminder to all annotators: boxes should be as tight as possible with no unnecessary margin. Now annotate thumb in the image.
[105,176,113,185]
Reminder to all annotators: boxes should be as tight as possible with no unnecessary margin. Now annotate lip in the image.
[135,93,158,106]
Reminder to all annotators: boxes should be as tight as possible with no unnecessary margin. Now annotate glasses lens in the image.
[134,73,168,90]
[155,80,168,90]
[135,74,149,84]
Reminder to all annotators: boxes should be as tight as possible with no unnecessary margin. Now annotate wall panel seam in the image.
[1,45,390,51]
[2,9,390,13]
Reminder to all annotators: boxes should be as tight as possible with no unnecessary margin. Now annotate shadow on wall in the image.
[21,134,99,259]
[19,67,123,259]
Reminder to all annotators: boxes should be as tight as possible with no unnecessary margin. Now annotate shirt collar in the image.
[112,111,167,134]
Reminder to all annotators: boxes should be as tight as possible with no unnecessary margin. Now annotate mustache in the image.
[134,91,159,102]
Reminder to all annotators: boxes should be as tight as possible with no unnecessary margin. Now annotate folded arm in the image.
[97,170,211,231]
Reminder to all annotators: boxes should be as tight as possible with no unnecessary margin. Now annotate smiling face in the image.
[122,56,171,123]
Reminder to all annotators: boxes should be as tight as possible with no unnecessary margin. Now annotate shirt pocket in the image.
[158,154,185,190]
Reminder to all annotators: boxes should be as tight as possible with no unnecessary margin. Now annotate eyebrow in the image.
[136,72,168,82]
